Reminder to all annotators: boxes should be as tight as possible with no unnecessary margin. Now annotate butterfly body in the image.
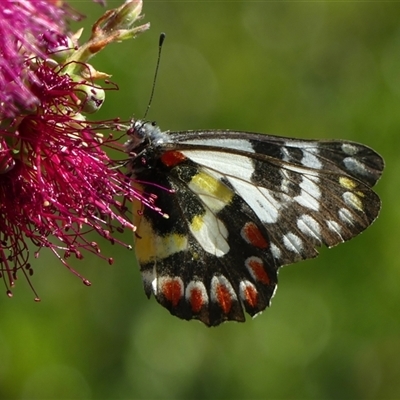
[126,120,383,327]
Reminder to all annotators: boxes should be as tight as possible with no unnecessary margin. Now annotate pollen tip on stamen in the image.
[90,242,100,253]
[83,279,92,286]
[163,213,169,219]
[108,258,114,265]
[127,245,133,251]
[6,290,13,298]
[34,297,41,302]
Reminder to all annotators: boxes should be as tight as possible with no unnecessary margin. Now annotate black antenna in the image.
[143,33,166,119]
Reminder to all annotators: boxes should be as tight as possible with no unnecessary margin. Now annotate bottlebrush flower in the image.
[0,0,150,298]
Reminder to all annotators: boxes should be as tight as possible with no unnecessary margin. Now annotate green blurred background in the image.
[1,1,399,399]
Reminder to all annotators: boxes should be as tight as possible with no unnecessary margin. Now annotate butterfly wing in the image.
[131,129,383,326]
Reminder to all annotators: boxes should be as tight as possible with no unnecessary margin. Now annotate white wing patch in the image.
[283,232,303,253]
[326,219,343,238]
[301,149,322,169]
[183,138,255,153]
[270,243,282,259]
[297,215,322,242]
[341,143,359,155]
[190,211,229,257]
[228,177,282,223]
[294,176,321,211]
[182,150,254,181]
[343,157,368,177]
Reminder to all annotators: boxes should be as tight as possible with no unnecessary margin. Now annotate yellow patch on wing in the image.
[134,217,188,263]
[189,171,234,212]
[132,185,187,264]
[339,176,357,190]
[191,215,205,231]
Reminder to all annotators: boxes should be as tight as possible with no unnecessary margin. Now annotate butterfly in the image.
[125,120,384,327]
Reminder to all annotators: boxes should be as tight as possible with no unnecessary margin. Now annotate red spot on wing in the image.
[247,257,270,285]
[216,283,232,314]
[189,287,205,313]
[242,222,269,249]
[161,278,183,307]
[242,283,259,308]
[160,151,187,167]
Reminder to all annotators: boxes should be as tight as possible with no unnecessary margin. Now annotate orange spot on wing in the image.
[243,284,259,308]
[160,151,187,167]
[216,284,232,314]
[242,222,269,249]
[189,287,205,313]
[248,258,270,285]
[161,278,183,307]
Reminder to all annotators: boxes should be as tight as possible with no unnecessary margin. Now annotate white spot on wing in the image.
[294,176,321,211]
[283,232,303,253]
[182,150,254,181]
[183,138,255,153]
[280,169,291,193]
[282,147,291,162]
[301,149,322,169]
[342,191,363,211]
[343,157,368,176]
[141,266,157,295]
[338,207,354,224]
[297,215,322,242]
[227,177,282,223]
[190,210,229,257]
[283,142,322,169]
[326,219,343,239]
[341,143,359,155]
[270,243,281,259]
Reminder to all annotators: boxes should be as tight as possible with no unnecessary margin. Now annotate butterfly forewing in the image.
[127,122,384,327]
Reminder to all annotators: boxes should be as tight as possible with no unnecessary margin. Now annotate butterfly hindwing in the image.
[127,122,384,326]
[133,159,278,326]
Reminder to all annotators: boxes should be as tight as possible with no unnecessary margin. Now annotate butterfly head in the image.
[126,120,157,151]
[125,120,170,174]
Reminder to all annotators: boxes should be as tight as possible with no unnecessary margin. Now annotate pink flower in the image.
[0,0,150,298]
[0,0,85,118]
